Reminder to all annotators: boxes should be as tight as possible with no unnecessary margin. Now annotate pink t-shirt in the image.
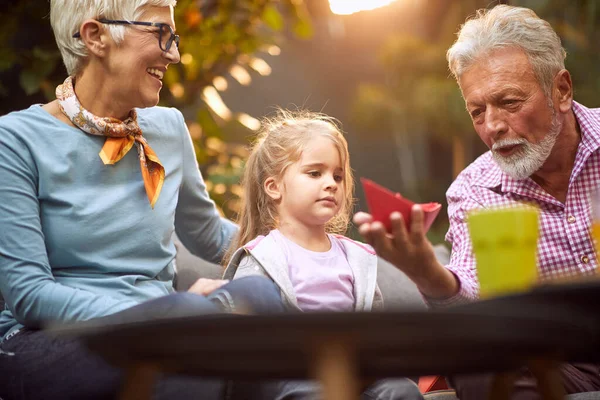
[268,230,355,312]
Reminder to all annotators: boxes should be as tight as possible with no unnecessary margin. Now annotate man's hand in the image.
[353,205,459,299]
[187,278,229,296]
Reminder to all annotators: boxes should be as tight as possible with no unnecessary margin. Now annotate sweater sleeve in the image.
[0,125,138,329]
[172,110,238,265]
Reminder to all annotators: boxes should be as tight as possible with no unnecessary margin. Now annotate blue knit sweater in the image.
[0,104,237,341]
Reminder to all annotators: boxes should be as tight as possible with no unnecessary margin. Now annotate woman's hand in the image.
[187,278,229,296]
[353,206,458,299]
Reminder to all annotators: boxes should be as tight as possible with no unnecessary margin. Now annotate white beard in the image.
[491,112,562,180]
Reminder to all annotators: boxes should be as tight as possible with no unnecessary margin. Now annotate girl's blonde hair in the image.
[223,109,354,265]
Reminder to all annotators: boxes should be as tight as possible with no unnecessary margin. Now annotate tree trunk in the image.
[452,135,466,179]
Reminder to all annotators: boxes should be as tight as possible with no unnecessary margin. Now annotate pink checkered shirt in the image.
[429,101,600,307]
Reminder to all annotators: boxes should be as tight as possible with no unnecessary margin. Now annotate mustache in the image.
[492,138,528,151]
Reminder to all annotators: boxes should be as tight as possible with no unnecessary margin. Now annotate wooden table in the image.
[51,281,600,400]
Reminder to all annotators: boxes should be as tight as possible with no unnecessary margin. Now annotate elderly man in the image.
[354,4,600,399]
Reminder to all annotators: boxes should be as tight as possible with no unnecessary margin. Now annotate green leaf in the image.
[293,17,313,39]
[0,49,16,72]
[32,47,60,61]
[193,140,208,165]
[0,81,8,97]
[18,53,58,96]
[197,108,221,138]
[262,6,284,31]
[19,69,42,95]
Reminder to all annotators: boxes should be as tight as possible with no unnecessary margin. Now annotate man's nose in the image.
[484,107,508,139]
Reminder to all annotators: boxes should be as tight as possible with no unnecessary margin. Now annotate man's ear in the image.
[554,69,573,114]
[78,19,110,57]
[264,177,282,201]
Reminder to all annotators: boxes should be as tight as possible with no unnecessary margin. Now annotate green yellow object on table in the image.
[467,206,540,298]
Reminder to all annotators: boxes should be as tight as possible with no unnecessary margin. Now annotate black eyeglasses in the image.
[73,19,180,52]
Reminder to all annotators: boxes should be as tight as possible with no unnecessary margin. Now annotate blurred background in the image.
[1,0,599,246]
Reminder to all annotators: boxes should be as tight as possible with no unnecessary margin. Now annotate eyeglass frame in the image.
[73,19,180,52]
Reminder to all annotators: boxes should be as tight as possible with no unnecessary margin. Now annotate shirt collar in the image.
[471,154,503,189]
[573,101,600,154]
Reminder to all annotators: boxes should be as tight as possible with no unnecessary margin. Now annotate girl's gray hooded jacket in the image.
[223,234,384,311]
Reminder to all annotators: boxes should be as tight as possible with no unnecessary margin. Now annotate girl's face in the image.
[270,135,345,230]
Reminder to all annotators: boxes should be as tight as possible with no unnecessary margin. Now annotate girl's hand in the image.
[187,278,229,296]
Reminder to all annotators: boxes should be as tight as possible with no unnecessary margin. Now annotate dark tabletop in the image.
[50,280,600,380]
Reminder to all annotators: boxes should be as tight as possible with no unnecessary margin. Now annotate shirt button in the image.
[567,215,576,223]
[581,255,590,264]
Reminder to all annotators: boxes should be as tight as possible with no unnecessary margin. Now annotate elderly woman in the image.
[0,1,284,399]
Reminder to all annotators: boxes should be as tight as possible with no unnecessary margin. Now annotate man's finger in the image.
[389,212,409,247]
[357,222,375,246]
[353,212,373,226]
[368,221,395,259]
[410,205,425,239]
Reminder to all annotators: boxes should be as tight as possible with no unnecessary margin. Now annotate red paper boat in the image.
[360,178,442,233]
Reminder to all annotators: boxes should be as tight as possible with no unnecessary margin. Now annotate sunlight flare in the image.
[213,76,228,92]
[329,0,398,15]
[229,65,252,86]
[248,57,272,76]
[202,87,232,121]
[237,113,261,131]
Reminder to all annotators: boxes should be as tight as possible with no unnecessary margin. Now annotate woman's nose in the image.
[164,44,180,64]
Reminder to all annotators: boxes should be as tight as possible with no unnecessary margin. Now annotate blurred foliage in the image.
[352,2,480,234]
[353,35,472,145]
[0,0,312,219]
[515,0,600,107]
[351,0,600,243]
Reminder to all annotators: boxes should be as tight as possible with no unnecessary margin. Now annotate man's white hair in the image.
[50,0,177,76]
[447,5,566,98]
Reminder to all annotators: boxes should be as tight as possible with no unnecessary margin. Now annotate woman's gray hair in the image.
[447,5,566,98]
[50,0,177,76]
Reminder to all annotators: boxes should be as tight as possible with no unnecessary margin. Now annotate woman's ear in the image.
[264,177,282,201]
[78,19,109,57]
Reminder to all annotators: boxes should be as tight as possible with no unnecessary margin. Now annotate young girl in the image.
[223,110,423,400]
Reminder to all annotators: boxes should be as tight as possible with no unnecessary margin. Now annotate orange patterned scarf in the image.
[56,76,164,208]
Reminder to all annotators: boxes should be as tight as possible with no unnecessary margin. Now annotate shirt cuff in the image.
[422,269,476,309]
